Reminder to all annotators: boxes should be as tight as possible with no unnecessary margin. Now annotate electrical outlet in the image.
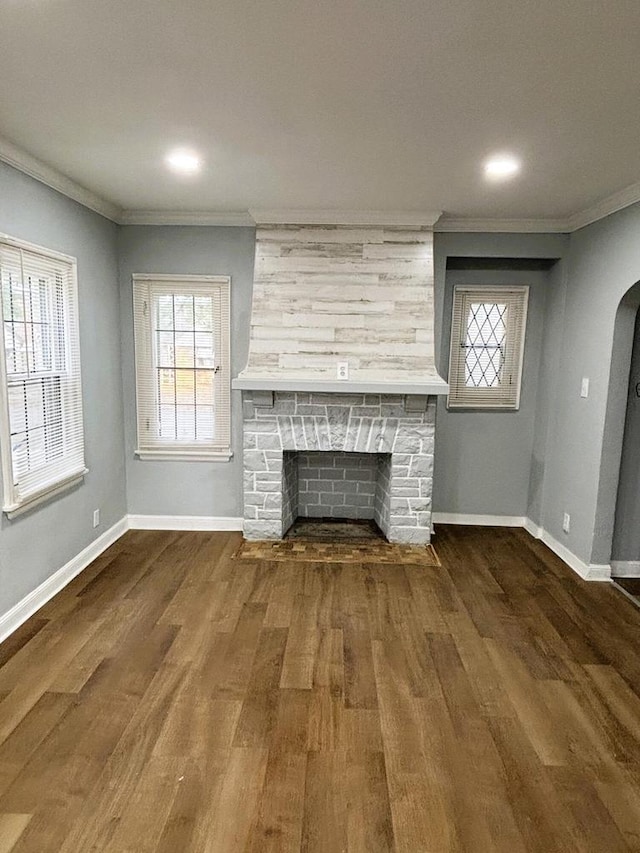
[337,361,349,381]
[93,509,100,528]
[562,512,570,534]
[580,377,589,398]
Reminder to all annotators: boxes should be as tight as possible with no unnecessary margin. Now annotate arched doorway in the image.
[611,305,640,600]
[591,281,640,587]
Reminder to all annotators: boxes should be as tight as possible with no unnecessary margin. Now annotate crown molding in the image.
[437,179,640,234]
[248,209,443,227]
[567,179,640,232]
[120,210,569,231]
[2,136,640,234]
[0,136,121,222]
[118,209,254,226]
[435,216,570,233]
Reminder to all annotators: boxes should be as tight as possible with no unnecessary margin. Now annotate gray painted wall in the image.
[433,265,550,517]
[528,258,567,527]
[432,232,567,519]
[0,162,126,617]
[432,232,568,370]
[611,310,640,561]
[431,211,640,569]
[541,204,640,565]
[118,225,255,517]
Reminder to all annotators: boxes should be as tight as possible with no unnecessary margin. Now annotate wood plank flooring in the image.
[0,525,639,851]
[616,578,640,607]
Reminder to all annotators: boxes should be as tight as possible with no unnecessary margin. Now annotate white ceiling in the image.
[1,0,640,226]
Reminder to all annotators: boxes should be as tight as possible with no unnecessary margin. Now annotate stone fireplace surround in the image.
[242,390,436,544]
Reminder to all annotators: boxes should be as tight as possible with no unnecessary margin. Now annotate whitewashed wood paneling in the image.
[241,224,439,382]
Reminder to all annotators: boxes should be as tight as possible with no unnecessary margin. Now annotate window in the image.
[132,274,231,460]
[0,235,85,516]
[447,286,529,409]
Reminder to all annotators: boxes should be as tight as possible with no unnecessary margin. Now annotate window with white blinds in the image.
[447,286,529,409]
[132,275,231,460]
[0,235,85,516]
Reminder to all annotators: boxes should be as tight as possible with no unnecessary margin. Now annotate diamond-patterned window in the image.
[448,287,529,409]
[465,302,507,387]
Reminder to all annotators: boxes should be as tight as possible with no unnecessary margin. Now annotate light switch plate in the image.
[581,377,589,398]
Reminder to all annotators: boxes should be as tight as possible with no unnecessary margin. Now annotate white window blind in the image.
[447,286,529,409]
[132,275,231,460]
[0,236,85,516]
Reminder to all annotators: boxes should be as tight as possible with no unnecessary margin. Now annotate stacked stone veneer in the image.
[282,451,298,534]
[242,391,436,544]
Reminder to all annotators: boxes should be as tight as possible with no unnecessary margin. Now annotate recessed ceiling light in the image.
[165,148,202,175]
[484,154,521,181]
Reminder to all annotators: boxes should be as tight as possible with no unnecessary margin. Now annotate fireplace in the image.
[233,214,448,544]
[241,391,436,544]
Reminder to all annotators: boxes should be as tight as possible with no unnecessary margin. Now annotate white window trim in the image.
[132,273,232,462]
[0,233,87,516]
[447,285,529,410]
[1,471,86,519]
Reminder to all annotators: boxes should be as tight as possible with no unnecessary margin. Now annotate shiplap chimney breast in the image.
[236,223,445,388]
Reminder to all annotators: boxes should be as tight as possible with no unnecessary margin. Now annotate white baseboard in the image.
[611,561,640,578]
[433,512,611,582]
[0,517,129,645]
[127,514,243,531]
[523,518,544,538]
[432,512,527,527]
[535,527,611,581]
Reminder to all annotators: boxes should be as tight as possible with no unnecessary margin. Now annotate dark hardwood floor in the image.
[0,525,639,851]
[615,577,640,607]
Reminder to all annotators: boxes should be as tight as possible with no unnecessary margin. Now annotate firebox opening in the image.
[281,450,393,541]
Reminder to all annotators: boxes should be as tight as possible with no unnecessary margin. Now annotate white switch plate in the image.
[562,512,570,533]
[337,361,349,380]
[93,509,100,528]
[580,377,589,398]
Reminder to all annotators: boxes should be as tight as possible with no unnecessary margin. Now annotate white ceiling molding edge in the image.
[567,179,640,231]
[1,137,640,234]
[248,209,443,227]
[118,210,254,226]
[434,217,570,233]
[0,136,121,222]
